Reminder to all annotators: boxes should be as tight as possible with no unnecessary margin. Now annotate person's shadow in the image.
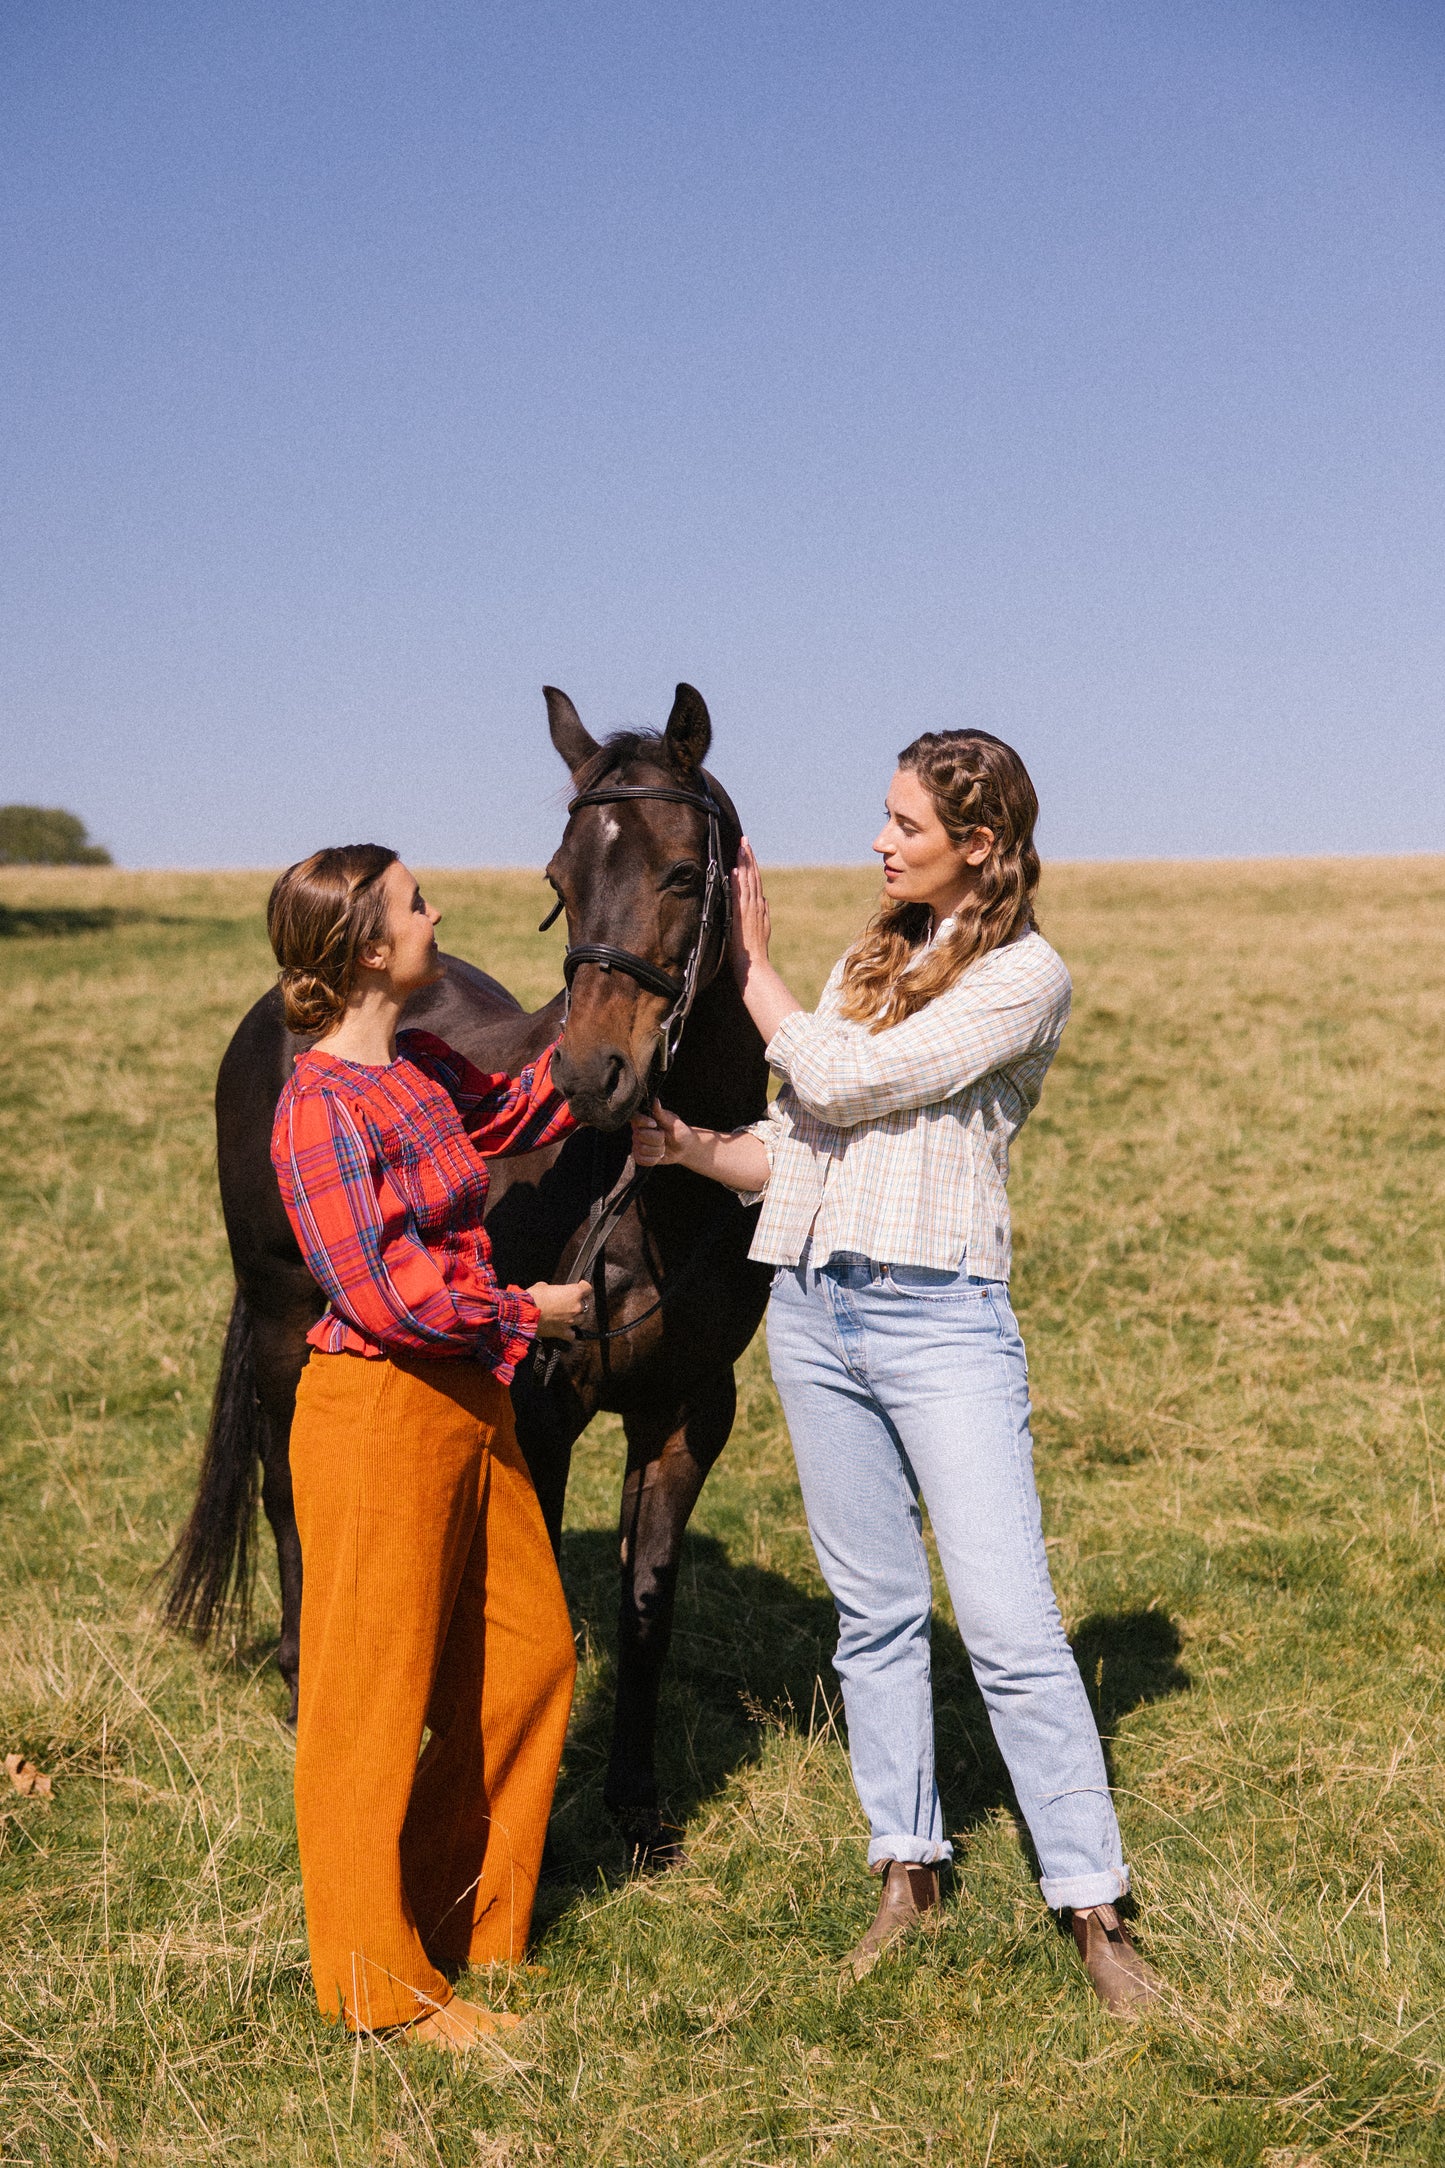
[544,1528,1189,1906]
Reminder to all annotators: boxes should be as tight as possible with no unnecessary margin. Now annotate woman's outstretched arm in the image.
[400,1030,575,1156]
[630,1102,770,1192]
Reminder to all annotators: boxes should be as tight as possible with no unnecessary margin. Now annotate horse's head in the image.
[543,682,738,1129]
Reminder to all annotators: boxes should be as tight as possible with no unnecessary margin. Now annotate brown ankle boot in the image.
[843,1860,940,1981]
[1070,1904,1163,2016]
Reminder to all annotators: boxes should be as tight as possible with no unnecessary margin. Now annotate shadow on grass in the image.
[0,904,254,941]
[546,1531,1190,1900]
[0,903,123,938]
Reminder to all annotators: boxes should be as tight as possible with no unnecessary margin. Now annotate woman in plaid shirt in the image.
[266,844,592,2051]
[634,731,1162,2017]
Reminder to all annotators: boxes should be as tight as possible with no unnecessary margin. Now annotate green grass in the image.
[2,855,1444,2165]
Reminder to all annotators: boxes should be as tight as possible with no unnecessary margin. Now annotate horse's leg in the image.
[249,1312,307,1724]
[609,1366,736,1866]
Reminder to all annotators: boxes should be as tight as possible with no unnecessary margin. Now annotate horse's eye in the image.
[662,862,702,894]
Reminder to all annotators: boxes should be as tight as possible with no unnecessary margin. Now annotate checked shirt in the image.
[746,926,1072,1281]
[271,1029,574,1383]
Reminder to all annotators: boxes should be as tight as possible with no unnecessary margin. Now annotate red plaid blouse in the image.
[271,1029,574,1383]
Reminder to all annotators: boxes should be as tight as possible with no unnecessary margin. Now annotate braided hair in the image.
[836,731,1041,1032]
[267,844,398,1037]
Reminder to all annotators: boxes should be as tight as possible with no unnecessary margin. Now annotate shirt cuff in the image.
[482,1287,540,1385]
[733,1112,777,1207]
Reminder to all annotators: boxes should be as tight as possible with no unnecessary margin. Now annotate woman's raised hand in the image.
[726,838,803,1044]
[526,1279,593,1339]
[630,1100,696,1169]
[729,838,772,986]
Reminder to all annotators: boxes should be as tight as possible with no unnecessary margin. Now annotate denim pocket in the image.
[883,1265,991,1300]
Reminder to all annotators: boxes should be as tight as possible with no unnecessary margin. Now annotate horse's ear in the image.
[544,687,601,776]
[663,683,712,771]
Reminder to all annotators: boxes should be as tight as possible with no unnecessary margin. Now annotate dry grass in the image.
[2,857,1444,2164]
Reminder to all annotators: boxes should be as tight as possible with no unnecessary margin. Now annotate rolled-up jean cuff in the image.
[866,1836,953,1870]
[1039,1865,1131,1911]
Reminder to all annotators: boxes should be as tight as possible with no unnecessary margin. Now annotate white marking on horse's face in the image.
[600,813,621,848]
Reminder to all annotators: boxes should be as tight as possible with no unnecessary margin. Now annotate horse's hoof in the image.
[633,1832,692,1874]
[612,1808,690,1873]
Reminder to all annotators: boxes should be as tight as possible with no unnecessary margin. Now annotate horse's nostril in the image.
[553,1043,638,1126]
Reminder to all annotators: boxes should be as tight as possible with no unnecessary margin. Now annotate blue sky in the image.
[2,1,1442,866]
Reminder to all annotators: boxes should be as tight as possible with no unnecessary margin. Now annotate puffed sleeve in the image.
[272,1082,540,1379]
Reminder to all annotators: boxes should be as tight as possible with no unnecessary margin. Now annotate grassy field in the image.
[2,855,1444,2166]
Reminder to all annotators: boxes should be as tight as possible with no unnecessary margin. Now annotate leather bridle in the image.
[531,772,741,1386]
[540,779,732,1075]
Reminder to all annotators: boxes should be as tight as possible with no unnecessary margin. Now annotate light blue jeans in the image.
[766,1251,1128,1910]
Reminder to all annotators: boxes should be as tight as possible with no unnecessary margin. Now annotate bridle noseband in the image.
[541,780,732,1073]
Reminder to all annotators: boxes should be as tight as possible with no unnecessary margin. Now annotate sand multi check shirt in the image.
[271,1029,574,1383]
[746,926,1071,1281]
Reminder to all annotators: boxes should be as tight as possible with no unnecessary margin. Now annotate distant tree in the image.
[0,806,113,866]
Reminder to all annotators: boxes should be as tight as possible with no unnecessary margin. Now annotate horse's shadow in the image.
[544,1527,1189,1902]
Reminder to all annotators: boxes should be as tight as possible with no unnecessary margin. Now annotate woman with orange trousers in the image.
[266,843,592,2050]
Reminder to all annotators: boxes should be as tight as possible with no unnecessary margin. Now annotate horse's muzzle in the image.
[552,1040,648,1130]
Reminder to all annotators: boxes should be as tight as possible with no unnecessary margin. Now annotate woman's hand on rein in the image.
[630,1101,696,1169]
[729,838,772,984]
[527,1279,593,1339]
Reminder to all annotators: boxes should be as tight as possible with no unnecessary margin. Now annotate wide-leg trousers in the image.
[290,1349,576,2031]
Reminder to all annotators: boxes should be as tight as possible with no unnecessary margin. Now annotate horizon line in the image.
[4,849,1442,876]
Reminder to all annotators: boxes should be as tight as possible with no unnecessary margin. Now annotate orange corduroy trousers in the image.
[290,1349,576,2031]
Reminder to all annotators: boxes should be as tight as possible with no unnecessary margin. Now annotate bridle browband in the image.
[540,778,732,1074]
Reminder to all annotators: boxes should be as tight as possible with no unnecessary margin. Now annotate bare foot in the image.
[402,1997,522,2052]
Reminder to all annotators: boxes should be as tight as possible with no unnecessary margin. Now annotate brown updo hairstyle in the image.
[837,730,1041,1032]
[267,844,398,1037]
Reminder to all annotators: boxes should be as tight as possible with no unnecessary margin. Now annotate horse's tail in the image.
[162,1287,261,1640]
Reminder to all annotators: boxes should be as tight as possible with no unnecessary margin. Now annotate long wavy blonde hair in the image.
[837,730,1041,1032]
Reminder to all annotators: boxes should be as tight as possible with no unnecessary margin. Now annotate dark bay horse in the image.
[165,684,771,1861]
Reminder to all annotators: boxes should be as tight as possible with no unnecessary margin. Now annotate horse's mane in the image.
[574,730,672,790]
